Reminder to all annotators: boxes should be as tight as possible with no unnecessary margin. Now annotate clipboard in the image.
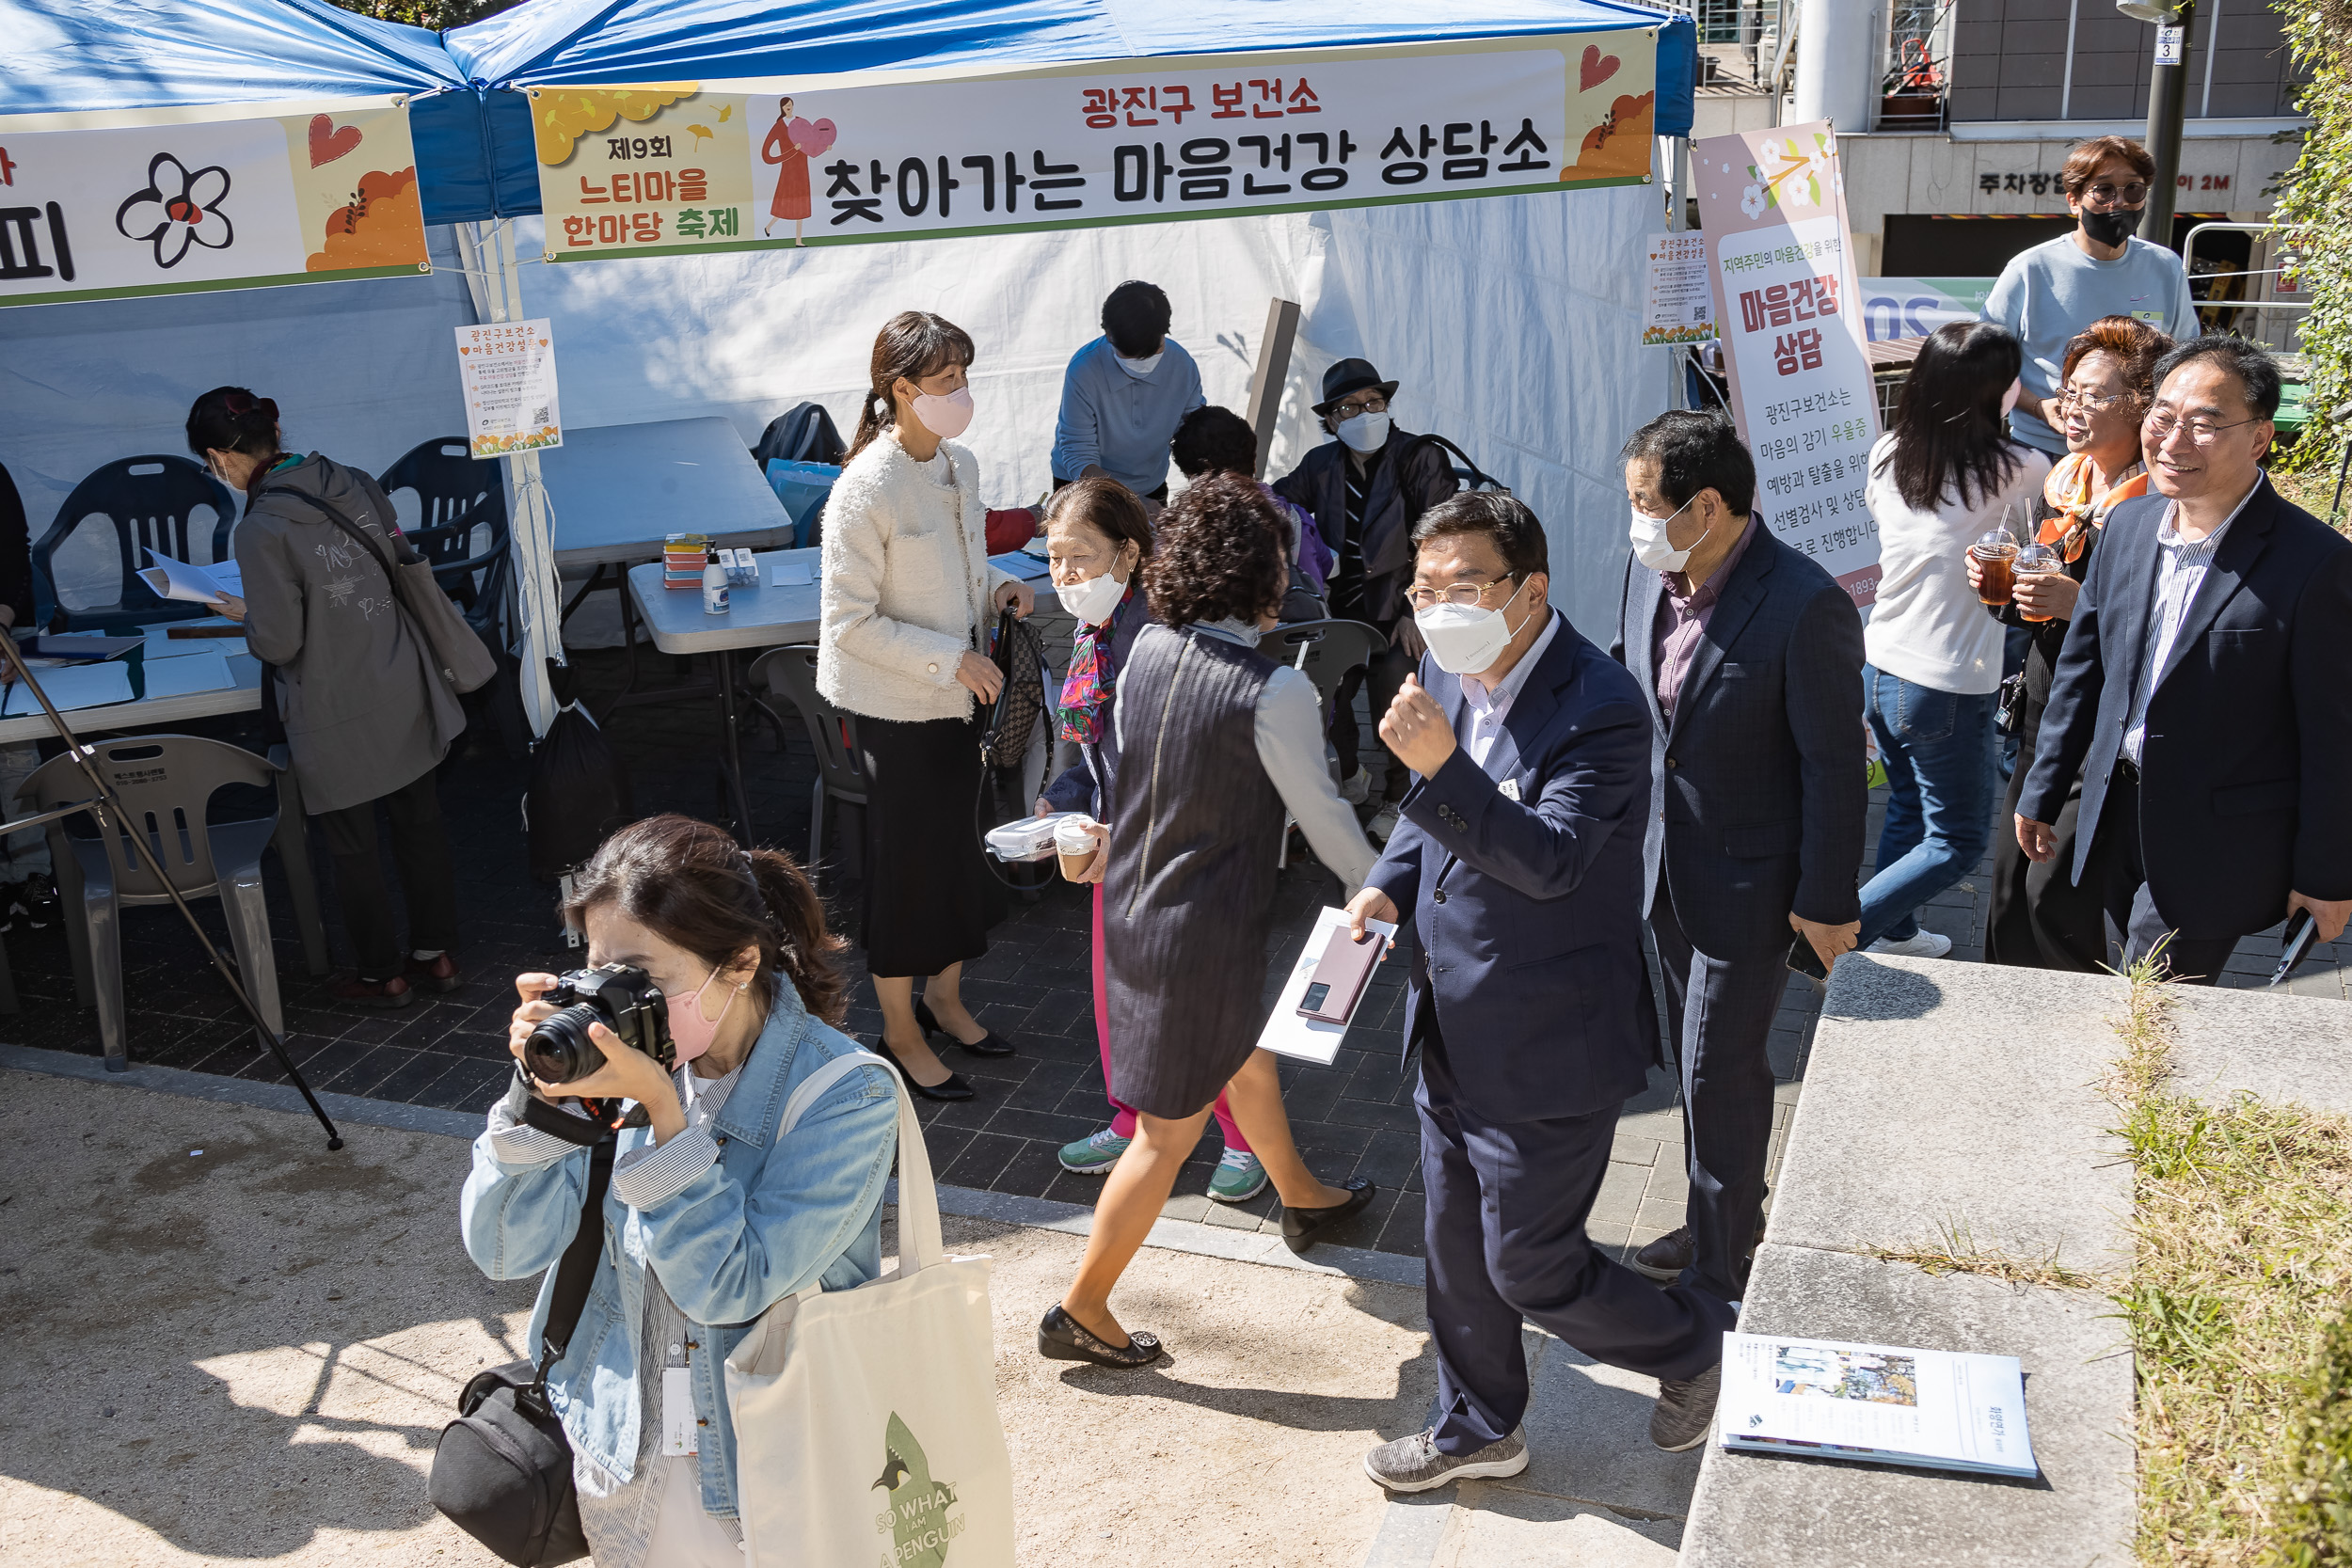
[1256,904,1398,1066]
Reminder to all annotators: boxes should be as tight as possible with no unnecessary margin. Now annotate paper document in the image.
[2,659,135,717]
[138,549,242,605]
[1716,1333,2037,1479]
[140,649,235,700]
[1256,904,1398,1067]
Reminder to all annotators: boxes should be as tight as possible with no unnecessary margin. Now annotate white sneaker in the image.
[1868,929,1952,958]
[1338,765,1373,806]
[1368,804,1401,845]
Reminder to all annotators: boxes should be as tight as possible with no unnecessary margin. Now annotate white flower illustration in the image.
[115,153,234,269]
[1740,183,1769,218]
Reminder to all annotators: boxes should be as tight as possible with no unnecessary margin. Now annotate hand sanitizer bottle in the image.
[702,547,729,616]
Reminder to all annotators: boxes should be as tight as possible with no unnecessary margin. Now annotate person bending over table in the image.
[818,311,1031,1102]
[189,387,464,1009]
[1041,472,1377,1370]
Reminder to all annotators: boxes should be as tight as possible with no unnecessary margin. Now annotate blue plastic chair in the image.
[379,436,511,641]
[33,456,238,633]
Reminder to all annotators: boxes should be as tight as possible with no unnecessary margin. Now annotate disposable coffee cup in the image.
[1055,816,1099,881]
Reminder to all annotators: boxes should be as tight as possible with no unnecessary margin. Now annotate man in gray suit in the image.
[1609,412,1867,1299]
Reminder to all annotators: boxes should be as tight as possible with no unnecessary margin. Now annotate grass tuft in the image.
[1865,1216,2108,1292]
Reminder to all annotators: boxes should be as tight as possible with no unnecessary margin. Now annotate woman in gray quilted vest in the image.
[1040,471,1379,1370]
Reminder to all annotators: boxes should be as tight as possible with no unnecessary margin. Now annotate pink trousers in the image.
[1092,882,1249,1149]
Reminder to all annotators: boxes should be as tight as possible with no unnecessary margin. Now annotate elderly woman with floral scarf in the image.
[1969,314,2170,970]
[1031,478,1267,1202]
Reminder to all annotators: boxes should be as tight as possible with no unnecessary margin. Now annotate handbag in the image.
[724,1055,1016,1567]
[428,1124,613,1567]
[257,484,499,694]
[976,607,1048,771]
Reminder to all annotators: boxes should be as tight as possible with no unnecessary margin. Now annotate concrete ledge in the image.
[1685,1244,2135,1568]
[2166,985,2352,1118]
[0,1041,483,1140]
[1766,957,2133,1277]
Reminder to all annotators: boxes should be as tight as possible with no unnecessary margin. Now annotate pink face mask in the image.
[667,964,747,1064]
[908,386,975,440]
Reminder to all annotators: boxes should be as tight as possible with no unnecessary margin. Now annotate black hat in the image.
[1312,357,1400,418]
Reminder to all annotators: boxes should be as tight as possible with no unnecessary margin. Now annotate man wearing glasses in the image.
[1272,358,1460,837]
[2017,336,2352,980]
[1983,135,2201,461]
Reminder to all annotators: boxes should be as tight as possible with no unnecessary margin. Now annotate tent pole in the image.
[1669,136,1692,414]
[1244,298,1302,479]
[476,217,561,736]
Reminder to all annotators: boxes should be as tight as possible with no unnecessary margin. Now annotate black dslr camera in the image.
[522,964,675,1085]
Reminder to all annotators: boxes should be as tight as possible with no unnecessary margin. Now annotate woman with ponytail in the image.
[186,387,463,1007]
[818,312,1033,1101]
[464,815,898,1568]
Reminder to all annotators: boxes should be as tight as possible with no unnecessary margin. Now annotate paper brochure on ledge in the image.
[1257,904,1397,1067]
[1715,1332,2038,1479]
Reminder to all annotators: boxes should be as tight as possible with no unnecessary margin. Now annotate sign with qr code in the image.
[454,318,562,457]
[1691,122,1882,609]
[525,30,1663,263]
[1644,232,1715,345]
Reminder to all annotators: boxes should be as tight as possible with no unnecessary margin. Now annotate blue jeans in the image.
[1858,666,1998,950]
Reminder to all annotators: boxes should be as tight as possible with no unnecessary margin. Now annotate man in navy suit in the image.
[1608,412,1867,1302]
[1348,495,1737,1495]
[2019,335,2352,976]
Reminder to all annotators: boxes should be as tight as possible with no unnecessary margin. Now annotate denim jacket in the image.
[459,989,898,1518]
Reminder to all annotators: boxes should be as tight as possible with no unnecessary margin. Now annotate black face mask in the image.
[2079,206,2144,248]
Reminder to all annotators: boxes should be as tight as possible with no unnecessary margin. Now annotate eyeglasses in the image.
[2083,181,2150,206]
[1329,394,1389,420]
[1405,576,1516,611]
[2142,409,2264,445]
[2057,388,2131,414]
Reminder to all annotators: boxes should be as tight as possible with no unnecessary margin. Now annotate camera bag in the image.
[428,1129,613,1566]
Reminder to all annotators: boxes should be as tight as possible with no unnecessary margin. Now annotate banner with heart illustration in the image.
[0,95,428,308]
[524,29,1659,262]
[454,317,563,456]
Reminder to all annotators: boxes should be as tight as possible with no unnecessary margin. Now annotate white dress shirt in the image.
[2122,477,2261,766]
[1454,610,1562,771]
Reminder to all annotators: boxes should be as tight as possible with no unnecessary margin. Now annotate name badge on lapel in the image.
[1499,779,1522,802]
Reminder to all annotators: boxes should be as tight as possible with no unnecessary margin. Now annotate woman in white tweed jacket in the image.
[818,310,1032,1101]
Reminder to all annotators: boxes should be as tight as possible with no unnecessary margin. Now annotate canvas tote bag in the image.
[724,1054,1015,1567]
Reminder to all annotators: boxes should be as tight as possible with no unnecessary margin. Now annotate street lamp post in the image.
[2118,0,2198,251]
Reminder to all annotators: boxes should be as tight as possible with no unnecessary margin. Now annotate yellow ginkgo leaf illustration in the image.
[688,124,714,147]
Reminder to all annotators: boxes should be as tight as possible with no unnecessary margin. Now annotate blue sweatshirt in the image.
[1982,232,2201,456]
[1049,336,1205,497]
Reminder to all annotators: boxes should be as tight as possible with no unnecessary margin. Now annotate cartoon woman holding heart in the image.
[762,96,837,245]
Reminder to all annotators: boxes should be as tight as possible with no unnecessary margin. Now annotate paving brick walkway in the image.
[5,643,2341,1272]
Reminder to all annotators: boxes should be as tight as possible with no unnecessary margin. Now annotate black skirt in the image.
[856,713,1001,978]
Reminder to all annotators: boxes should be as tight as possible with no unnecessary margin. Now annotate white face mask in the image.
[1055,564,1127,626]
[1414,577,1529,676]
[1337,410,1391,453]
[1629,494,1704,574]
[906,386,974,440]
[1115,350,1164,378]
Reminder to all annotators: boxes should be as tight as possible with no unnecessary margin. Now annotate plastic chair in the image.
[747,645,867,886]
[379,437,512,643]
[1267,618,1391,715]
[33,456,238,632]
[21,735,289,1070]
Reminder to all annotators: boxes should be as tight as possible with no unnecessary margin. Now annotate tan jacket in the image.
[817,428,1015,722]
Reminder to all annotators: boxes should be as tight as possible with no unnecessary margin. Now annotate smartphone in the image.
[1786,929,1829,982]
[1297,926,1384,1023]
[2270,910,2319,989]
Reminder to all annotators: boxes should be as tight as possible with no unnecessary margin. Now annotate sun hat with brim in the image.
[1312,357,1401,418]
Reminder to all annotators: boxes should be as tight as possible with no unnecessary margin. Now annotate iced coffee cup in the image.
[1055,816,1100,881]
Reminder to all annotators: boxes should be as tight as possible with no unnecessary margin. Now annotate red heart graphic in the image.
[309,114,363,167]
[1581,45,1621,94]
[788,117,838,156]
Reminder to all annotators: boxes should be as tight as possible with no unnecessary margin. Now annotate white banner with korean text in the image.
[0,97,429,309]
[1692,123,1882,607]
[525,32,1663,262]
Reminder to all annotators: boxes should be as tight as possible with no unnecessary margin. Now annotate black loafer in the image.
[914,999,1017,1057]
[869,1038,975,1101]
[1280,1178,1376,1254]
[1038,1305,1163,1369]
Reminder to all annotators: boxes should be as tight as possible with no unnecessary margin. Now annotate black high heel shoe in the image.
[869,1037,976,1101]
[1038,1305,1163,1369]
[914,998,1017,1058]
[1280,1178,1377,1254]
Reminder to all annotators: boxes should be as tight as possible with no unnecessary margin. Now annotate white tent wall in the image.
[0,230,479,610]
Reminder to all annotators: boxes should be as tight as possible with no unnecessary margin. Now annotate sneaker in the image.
[1206,1148,1268,1203]
[1868,928,1952,959]
[1650,1359,1722,1452]
[1363,1427,1528,1493]
[329,974,414,1010]
[1630,1225,1692,1284]
[1338,765,1373,806]
[1057,1127,1130,1174]
[404,951,461,993]
[1367,804,1402,845]
[20,871,56,928]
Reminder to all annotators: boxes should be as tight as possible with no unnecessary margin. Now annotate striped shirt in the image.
[2122,480,2259,766]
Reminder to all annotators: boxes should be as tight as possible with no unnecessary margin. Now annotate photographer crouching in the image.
[459,815,898,1566]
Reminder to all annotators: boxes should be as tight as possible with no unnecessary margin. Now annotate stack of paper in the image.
[1,660,135,717]
[1715,1333,2039,1479]
[664,532,711,590]
[137,549,242,605]
[140,648,235,700]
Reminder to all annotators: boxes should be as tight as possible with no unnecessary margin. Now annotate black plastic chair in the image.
[747,645,866,888]
[379,437,510,642]
[33,456,238,632]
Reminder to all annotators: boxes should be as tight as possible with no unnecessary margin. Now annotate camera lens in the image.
[522,1005,609,1085]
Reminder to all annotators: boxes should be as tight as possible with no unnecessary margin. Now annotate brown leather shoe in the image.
[404,952,461,993]
[330,974,414,1010]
